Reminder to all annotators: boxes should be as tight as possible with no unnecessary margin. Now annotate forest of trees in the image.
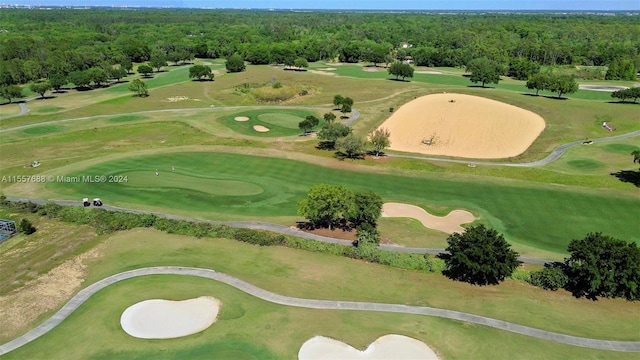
[0,9,638,89]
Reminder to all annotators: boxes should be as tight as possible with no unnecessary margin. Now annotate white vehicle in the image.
[93,198,103,206]
[83,198,90,207]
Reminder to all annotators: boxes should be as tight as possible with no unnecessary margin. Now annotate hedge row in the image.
[0,198,439,273]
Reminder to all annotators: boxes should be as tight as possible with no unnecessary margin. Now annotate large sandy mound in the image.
[378,93,545,159]
[382,202,474,234]
[298,334,439,360]
[253,125,270,132]
[120,296,220,339]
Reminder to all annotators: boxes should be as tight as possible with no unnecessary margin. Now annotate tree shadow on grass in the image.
[467,84,495,89]
[316,141,335,150]
[611,169,640,187]
[606,101,639,105]
[334,151,365,161]
[386,78,411,82]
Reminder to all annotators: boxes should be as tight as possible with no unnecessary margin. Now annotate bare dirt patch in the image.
[378,93,546,159]
[0,247,101,341]
[381,202,475,234]
[253,125,270,132]
[234,116,250,122]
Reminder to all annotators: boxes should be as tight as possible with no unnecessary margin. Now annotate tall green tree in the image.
[48,73,67,92]
[137,64,154,78]
[547,74,578,99]
[120,59,133,74]
[293,57,309,70]
[323,112,336,123]
[225,53,246,73]
[128,78,148,97]
[369,128,391,157]
[149,54,168,72]
[565,233,640,301]
[317,122,351,148]
[297,184,356,230]
[526,72,550,96]
[336,134,367,159]
[466,57,504,87]
[30,81,52,99]
[388,61,414,81]
[188,64,213,80]
[0,85,23,104]
[348,190,383,230]
[68,70,91,88]
[333,94,344,109]
[508,58,540,80]
[441,225,521,285]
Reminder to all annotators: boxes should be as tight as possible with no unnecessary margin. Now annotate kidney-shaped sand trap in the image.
[382,202,475,234]
[234,116,250,121]
[253,125,270,132]
[298,334,439,360]
[378,93,545,159]
[120,296,220,339]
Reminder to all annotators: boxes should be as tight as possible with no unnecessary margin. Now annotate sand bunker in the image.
[415,70,443,74]
[298,334,439,360]
[253,125,270,132]
[310,70,336,76]
[378,93,545,159]
[382,202,475,234]
[578,84,629,92]
[120,296,220,339]
[234,116,250,121]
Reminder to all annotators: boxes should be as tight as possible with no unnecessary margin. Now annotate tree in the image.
[317,122,351,148]
[508,58,540,80]
[466,57,504,87]
[612,87,640,103]
[526,72,549,96]
[323,112,336,123]
[297,184,356,230]
[293,57,308,70]
[188,64,213,81]
[441,224,521,285]
[68,70,91,88]
[87,67,108,87]
[225,53,246,73]
[633,150,640,165]
[128,78,148,97]
[388,61,414,81]
[149,54,167,72]
[333,94,344,109]
[340,103,352,117]
[30,81,52,99]
[298,119,313,134]
[18,218,36,235]
[336,134,367,159]
[547,74,578,99]
[121,59,133,74]
[137,64,154,78]
[305,115,320,128]
[342,97,354,107]
[109,67,128,83]
[0,85,24,104]
[564,233,640,301]
[49,73,67,92]
[369,128,391,157]
[348,190,383,230]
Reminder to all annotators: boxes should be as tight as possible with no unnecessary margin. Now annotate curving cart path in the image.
[0,266,638,356]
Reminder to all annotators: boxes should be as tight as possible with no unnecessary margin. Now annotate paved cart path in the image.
[1,266,638,356]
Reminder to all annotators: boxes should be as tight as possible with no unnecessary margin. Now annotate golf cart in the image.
[93,198,103,206]
[83,198,90,207]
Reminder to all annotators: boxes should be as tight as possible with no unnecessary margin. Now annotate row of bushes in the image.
[0,198,440,273]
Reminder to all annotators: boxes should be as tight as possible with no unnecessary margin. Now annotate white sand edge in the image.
[253,125,270,132]
[234,116,250,121]
[298,334,439,360]
[578,84,629,92]
[382,202,475,234]
[120,296,220,339]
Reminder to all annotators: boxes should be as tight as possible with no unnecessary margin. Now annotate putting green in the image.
[603,143,640,154]
[44,151,640,254]
[256,113,305,129]
[566,159,604,170]
[120,171,263,196]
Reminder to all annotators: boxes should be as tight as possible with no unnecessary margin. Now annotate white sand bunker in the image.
[120,296,220,339]
[253,125,270,132]
[234,116,250,121]
[310,70,336,76]
[382,202,475,234]
[378,93,545,159]
[298,334,439,360]
[578,84,629,92]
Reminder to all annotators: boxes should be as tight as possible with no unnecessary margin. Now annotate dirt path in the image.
[1,266,638,356]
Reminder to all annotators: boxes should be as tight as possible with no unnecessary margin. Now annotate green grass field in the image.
[42,151,640,255]
[1,58,639,360]
[2,229,638,360]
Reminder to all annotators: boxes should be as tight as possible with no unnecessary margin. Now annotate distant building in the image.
[0,219,17,242]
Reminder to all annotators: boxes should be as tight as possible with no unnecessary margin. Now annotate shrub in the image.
[18,218,36,235]
[272,81,282,89]
[299,89,308,96]
[232,228,286,246]
[529,265,568,291]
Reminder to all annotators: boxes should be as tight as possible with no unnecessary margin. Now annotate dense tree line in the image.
[0,9,638,91]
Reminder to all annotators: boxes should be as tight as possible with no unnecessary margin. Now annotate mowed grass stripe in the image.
[46,152,639,253]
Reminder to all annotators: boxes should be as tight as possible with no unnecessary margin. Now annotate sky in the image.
[3,0,640,10]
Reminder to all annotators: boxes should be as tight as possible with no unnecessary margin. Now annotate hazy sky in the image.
[5,0,640,10]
